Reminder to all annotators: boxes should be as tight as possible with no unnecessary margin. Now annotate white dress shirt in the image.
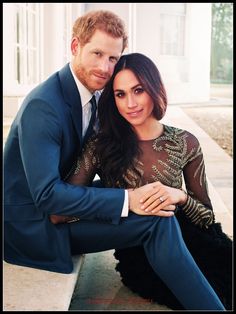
[69,64,129,217]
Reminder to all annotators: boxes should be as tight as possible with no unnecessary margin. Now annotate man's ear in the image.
[71,37,80,55]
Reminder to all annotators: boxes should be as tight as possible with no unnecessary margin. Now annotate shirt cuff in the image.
[121,190,129,217]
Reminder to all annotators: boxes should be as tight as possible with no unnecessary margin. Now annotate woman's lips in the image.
[127,109,143,117]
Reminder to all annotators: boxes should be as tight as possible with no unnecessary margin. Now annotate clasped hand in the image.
[128,182,187,217]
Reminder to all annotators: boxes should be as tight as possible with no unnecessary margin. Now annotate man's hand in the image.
[128,182,176,217]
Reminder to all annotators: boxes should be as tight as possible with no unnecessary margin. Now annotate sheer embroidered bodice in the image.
[68,124,214,228]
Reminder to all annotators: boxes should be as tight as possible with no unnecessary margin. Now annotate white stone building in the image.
[3,3,212,117]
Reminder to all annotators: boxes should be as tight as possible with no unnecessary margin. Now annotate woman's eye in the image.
[115,92,124,98]
[135,87,144,94]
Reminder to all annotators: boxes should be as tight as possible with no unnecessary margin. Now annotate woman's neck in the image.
[134,120,164,141]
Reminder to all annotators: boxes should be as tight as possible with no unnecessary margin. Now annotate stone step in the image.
[3,255,84,311]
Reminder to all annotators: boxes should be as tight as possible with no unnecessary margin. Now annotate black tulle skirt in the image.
[114,211,233,310]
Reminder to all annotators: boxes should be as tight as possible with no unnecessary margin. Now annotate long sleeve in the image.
[67,137,99,186]
[136,125,215,229]
[67,138,129,218]
[179,134,215,228]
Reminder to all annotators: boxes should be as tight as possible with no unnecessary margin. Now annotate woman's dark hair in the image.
[96,53,167,187]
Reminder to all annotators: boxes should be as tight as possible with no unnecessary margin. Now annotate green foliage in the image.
[210,3,233,83]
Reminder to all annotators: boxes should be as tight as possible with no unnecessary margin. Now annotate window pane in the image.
[160,3,186,14]
[160,4,186,56]
[63,4,72,63]
[28,49,37,84]
[19,47,25,84]
[28,11,36,47]
[13,3,40,85]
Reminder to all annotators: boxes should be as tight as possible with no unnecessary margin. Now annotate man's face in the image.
[71,29,123,93]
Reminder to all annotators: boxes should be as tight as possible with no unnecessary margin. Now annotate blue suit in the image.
[4,63,124,273]
[4,64,225,310]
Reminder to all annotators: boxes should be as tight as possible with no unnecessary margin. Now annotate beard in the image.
[74,63,110,93]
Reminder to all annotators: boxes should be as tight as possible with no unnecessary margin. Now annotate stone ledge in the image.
[207,179,233,237]
[3,255,84,311]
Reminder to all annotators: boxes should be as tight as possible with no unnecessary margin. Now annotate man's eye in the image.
[94,52,101,56]
[110,57,118,63]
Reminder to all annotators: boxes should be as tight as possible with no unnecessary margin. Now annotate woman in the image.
[66,53,232,310]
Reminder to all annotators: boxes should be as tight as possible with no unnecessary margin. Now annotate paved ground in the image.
[182,105,232,157]
[69,251,171,311]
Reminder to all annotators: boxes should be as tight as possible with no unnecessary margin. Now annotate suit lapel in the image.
[58,63,83,144]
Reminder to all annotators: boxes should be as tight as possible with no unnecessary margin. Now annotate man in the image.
[4,10,173,274]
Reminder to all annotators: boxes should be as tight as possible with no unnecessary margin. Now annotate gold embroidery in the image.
[74,125,214,228]
[117,125,214,227]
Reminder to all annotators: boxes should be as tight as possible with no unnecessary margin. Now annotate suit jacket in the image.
[4,63,124,273]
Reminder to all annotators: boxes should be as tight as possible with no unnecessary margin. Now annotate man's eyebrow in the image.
[91,49,120,60]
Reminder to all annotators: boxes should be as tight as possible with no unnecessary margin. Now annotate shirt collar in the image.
[69,63,93,108]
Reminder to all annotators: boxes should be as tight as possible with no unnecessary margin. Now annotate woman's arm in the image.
[180,141,214,228]
[50,137,99,224]
[139,131,214,228]
[66,137,98,186]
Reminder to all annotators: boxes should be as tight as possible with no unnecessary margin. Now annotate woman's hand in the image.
[128,182,176,217]
[139,181,187,214]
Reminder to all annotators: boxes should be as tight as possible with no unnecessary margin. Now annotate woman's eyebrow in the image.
[114,84,141,92]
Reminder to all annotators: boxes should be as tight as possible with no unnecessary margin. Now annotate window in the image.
[62,3,72,64]
[14,3,41,85]
[160,3,186,56]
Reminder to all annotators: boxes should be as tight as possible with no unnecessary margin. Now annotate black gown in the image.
[69,125,233,310]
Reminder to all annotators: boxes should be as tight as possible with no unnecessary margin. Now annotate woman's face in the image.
[113,69,155,129]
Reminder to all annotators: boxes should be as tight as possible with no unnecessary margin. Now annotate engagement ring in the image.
[159,197,164,203]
